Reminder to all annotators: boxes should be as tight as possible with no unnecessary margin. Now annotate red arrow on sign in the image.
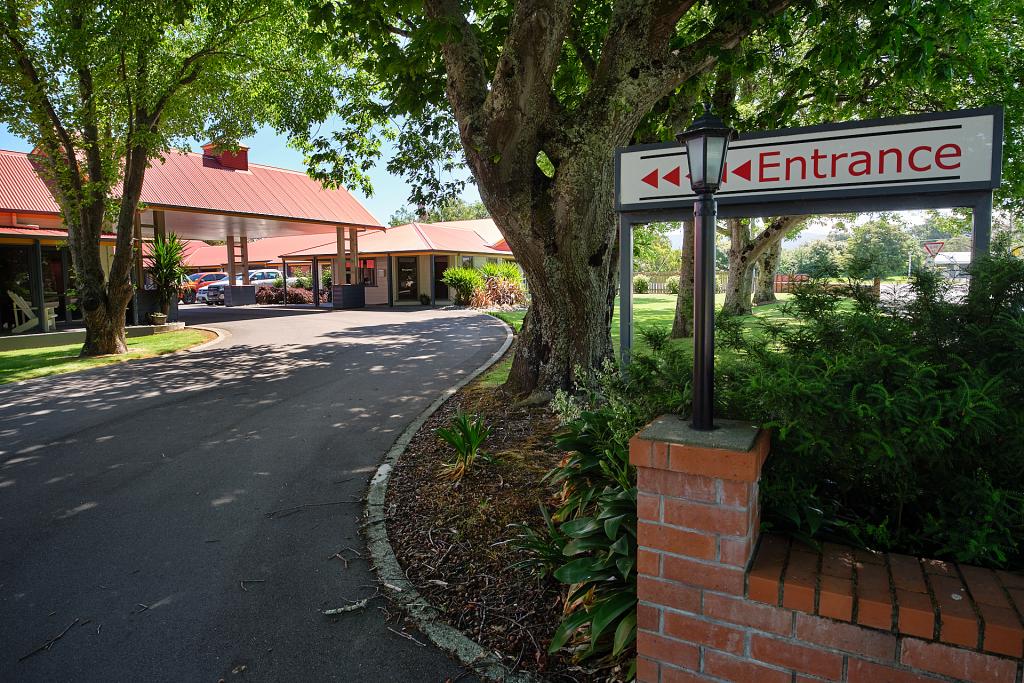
[733,159,752,182]
[662,167,680,186]
[641,169,659,188]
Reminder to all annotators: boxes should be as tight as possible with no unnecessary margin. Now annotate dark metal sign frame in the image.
[614,106,1004,362]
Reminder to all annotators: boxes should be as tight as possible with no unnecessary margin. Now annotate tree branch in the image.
[567,23,596,81]
[423,0,490,128]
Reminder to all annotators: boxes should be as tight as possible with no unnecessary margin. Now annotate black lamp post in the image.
[676,104,736,431]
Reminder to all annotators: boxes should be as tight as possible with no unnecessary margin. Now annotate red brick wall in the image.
[630,424,1024,682]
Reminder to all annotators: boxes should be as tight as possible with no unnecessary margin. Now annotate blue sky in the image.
[0,124,481,226]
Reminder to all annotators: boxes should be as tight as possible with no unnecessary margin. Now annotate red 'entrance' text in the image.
[757,143,962,183]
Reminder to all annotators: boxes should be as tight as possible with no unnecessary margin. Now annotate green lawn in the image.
[489,293,795,352]
[481,293,795,386]
[0,329,214,385]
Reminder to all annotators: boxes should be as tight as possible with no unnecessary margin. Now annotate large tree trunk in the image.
[671,219,695,338]
[501,155,617,397]
[65,143,150,356]
[722,218,753,315]
[753,239,783,305]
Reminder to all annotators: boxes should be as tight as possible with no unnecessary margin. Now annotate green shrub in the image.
[321,269,332,289]
[666,275,680,294]
[293,275,313,290]
[719,255,1024,568]
[515,409,637,674]
[632,274,650,294]
[638,325,670,352]
[441,266,485,305]
[480,260,522,284]
[436,411,490,480]
[272,276,284,288]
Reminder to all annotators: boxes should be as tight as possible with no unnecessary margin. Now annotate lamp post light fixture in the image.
[676,104,736,431]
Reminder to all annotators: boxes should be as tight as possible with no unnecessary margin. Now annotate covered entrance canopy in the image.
[614,106,1004,360]
[0,143,385,331]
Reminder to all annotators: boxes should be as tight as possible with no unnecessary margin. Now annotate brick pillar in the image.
[629,414,770,683]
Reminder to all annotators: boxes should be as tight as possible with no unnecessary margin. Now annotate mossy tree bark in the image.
[722,216,805,316]
[753,238,783,305]
[671,219,695,338]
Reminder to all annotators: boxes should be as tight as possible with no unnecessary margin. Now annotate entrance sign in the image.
[616,108,1002,213]
[922,240,945,257]
[614,106,1004,366]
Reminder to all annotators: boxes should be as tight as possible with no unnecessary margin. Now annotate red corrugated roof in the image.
[0,148,383,229]
[141,152,383,227]
[0,150,61,215]
[279,220,514,258]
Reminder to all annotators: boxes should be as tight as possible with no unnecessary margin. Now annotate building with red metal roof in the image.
[278,220,515,306]
[0,144,384,332]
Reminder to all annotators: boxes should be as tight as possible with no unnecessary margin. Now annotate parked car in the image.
[202,270,283,305]
[181,272,227,303]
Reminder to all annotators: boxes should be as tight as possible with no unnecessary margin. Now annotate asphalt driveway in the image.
[0,305,506,682]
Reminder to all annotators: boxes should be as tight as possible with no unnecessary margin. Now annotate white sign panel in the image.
[616,108,1002,211]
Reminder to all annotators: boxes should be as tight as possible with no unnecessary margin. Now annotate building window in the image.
[359,258,376,287]
[461,255,473,268]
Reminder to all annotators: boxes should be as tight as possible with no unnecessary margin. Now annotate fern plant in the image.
[436,411,490,480]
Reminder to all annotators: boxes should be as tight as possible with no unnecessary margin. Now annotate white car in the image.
[201,270,284,305]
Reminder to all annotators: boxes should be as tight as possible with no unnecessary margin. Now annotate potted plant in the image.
[146,232,189,323]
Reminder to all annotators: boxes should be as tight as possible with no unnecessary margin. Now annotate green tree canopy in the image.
[0,0,340,353]
[844,217,918,282]
[782,240,844,279]
[300,0,1018,394]
[388,198,490,226]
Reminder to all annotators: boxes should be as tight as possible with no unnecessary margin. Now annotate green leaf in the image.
[553,557,604,584]
[561,517,602,538]
[548,609,590,653]
[589,592,637,642]
[612,611,637,657]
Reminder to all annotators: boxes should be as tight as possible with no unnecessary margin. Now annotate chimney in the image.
[202,143,249,171]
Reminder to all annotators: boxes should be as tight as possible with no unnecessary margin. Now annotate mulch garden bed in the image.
[385,351,624,682]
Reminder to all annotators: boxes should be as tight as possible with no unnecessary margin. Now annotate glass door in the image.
[434,256,449,300]
[396,256,418,301]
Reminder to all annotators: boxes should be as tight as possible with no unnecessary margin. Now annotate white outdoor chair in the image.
[7,290,57,334]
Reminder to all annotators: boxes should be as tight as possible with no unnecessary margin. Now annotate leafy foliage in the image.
[665,275,680,295]
[0,0,344,352]
[470,278,527,309]
[843,217,918,282]
[638,325,671,353]
[479,261,522,284]
[145,233,189,313]
[436,411,491,480]
[515,409,637,674]
[254,286,325,305]
[441,267,485,306]
[388,198,490,226]
[632,275,650,295]
[718,255,1024,568]
[781,240,845,278]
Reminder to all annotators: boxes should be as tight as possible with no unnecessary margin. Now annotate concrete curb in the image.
[184,325,229,352]
[364,315,539,683]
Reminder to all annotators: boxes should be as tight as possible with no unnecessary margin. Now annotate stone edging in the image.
[363,313,539,683]
[184,324,229,352]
